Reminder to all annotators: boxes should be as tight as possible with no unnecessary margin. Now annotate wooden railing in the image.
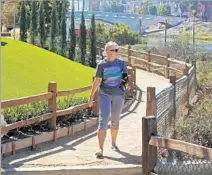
[1,67,136,136]
[96,42,191,79]
[142,116,212,175]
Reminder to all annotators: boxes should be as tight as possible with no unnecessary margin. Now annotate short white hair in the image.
[103,41,119,57]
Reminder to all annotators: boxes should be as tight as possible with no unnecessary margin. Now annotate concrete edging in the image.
[1,165,142,175]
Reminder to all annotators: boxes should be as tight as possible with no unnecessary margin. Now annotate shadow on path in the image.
[104,150,142,165]
[2,86,144,169]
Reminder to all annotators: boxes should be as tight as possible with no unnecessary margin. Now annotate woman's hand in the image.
[88,97,94,108]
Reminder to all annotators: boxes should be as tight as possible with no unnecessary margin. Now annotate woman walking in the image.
[88,41,128,158]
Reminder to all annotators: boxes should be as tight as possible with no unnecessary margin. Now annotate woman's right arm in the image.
[88,63,103,107]
[88,77,102,107]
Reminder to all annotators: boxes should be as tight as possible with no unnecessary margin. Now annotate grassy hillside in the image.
[2,38,95,100]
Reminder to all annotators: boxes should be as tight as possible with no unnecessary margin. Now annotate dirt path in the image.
[2,69,170,169]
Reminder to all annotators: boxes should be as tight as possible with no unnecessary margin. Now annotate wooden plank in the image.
[168,67,183,75]
[1,92,52,109]
[130,49,148,55]
[119,46,128,51]
[57,127,69,139]
[34,131,54,145]
[73,122,85,133]
[146,87,156,116]
[131,56,148,64]
[86,118,98,128]
[149,62,161,68]
[150,53,167,60]
[15,137,32,151]
[56,103,89,117]
[169,58,192,67]
[151,55,167,65]
[119,53,128,58]
[149,137,212,160]
[2,142,12,154]
[1,113,52,135]
[57,86,92,97]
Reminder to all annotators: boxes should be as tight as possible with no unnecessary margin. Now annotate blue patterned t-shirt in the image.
[95,58,128,95]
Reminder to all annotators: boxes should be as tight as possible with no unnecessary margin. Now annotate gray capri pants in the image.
[98,93,124,130]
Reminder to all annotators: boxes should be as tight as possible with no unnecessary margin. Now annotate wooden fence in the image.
[1,42,198,160]
[96,42,191,79]
[1,66,136,136]
[141,58,212,174]
[0,66,136,155]
[142,116,212,175]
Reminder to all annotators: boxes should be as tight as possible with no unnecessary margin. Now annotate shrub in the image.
[96,23,146,45]
[175,96,212,148]
[2,95,88,124]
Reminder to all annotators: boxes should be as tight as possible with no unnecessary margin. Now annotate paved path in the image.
[2,69,170,169]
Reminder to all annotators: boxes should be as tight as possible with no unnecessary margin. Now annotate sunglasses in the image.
[110,49,119,52]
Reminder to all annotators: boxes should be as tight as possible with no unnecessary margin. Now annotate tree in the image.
[68,2,76,60]
[30,1,37,44]
[166,5,171,15]
[50,1,57,52]
[25,3,31,31]
[88,13,97,68]
[60,1,67,56]
[147,3,157,15]
[56,0,70,36]
[97,23,145,45]
[20,1,27,42]
[2,0,19,32]
[157,4,168,16]
[38,1,46,48]
[43,1,53,36]
[79,11,86,64]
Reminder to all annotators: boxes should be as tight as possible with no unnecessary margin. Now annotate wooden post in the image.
[48,82,57,130]
[128,67,134,97]
[128,45,132,66]
[192,23,195,50]
[165,19,168,47]
[183,66,190,107]
[170,76,176,120]
[147,51,151,72]
[142,116,157,175]
[165,54,170,78]
[192,60,197,92]
[92,77,99,116]
[146,87,156,116]
[132,66,136,90]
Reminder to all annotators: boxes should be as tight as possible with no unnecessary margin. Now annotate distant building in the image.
[152,0,179,16]
[126,0,141,14]
[197,0,212,21]
[126,0,179,15]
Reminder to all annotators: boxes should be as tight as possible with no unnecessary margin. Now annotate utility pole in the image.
[191,9,196,51]
[165,19,168,47]
[82,0,85,11]
[192,22,195,50]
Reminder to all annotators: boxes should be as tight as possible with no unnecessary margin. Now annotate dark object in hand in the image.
[120,73,129,91]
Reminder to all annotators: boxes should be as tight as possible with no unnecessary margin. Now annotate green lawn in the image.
[2,38,95,100]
